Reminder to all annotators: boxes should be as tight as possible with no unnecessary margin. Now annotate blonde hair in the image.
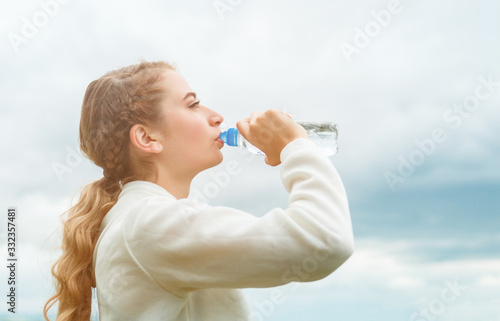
[43,60,176,320]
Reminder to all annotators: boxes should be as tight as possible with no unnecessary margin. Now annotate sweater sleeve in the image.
[123,138,354,297]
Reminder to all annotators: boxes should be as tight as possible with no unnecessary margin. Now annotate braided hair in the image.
[82,61,174,185]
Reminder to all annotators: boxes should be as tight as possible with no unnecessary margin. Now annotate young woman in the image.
[44,61,354,321]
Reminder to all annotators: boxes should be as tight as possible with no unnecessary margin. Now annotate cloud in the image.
[242,237,500,321]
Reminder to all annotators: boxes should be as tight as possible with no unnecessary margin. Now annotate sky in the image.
[0,0,499,320]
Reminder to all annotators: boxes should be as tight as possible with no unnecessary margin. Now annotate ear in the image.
[129,124,163,154]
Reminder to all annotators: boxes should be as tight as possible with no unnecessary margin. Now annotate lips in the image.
[215,133,224,145]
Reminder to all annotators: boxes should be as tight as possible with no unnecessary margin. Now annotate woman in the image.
[44,60,354,321]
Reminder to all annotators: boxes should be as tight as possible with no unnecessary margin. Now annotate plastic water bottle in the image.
[219,121,339,156]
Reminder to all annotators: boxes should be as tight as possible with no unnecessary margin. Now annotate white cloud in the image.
[244,237,500,320]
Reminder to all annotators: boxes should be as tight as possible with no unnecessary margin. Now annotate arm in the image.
[124,138,354,297]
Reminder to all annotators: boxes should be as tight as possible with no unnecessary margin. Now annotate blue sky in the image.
[1,0,499,320]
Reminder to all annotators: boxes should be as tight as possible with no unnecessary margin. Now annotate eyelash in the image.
[189,100,200,108]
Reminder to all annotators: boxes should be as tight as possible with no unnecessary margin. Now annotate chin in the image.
[201,153,224,171]
[213,152,224,166]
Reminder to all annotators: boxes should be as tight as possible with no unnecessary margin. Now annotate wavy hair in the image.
[43,60,176,320]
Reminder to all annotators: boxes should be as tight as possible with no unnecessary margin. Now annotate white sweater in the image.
[93,138,354,321]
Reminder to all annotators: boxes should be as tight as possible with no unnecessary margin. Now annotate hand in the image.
[236,109,308,166]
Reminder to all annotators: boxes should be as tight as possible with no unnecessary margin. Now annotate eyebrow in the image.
[183,92,197,100]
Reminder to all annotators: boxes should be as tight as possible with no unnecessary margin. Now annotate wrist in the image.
[280,138,316,162]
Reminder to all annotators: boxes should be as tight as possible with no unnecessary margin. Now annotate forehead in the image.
[162,70,192,102]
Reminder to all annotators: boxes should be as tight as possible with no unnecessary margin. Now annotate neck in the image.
[153,170,195,200]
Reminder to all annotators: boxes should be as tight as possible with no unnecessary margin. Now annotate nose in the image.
[208,108,224,127]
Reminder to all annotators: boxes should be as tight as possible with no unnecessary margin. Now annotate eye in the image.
[189,100,200,108]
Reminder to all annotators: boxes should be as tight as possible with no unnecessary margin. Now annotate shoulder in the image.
[120,196,211,239]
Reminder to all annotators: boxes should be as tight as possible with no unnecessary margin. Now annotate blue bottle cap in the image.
[219,128,239,146]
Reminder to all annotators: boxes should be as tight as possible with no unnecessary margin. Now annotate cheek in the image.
[186,123,205,140]
[167,116,207,152]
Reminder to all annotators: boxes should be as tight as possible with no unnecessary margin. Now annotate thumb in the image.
[264,155,280,167]
[264,155,272,166]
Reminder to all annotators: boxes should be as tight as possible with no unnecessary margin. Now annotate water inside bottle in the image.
[241,139,264,155]
[297,121,339,156]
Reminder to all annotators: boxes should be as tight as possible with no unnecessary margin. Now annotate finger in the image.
[236,117,250,126]
[236,118,250,136]
[249,111,263,124]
